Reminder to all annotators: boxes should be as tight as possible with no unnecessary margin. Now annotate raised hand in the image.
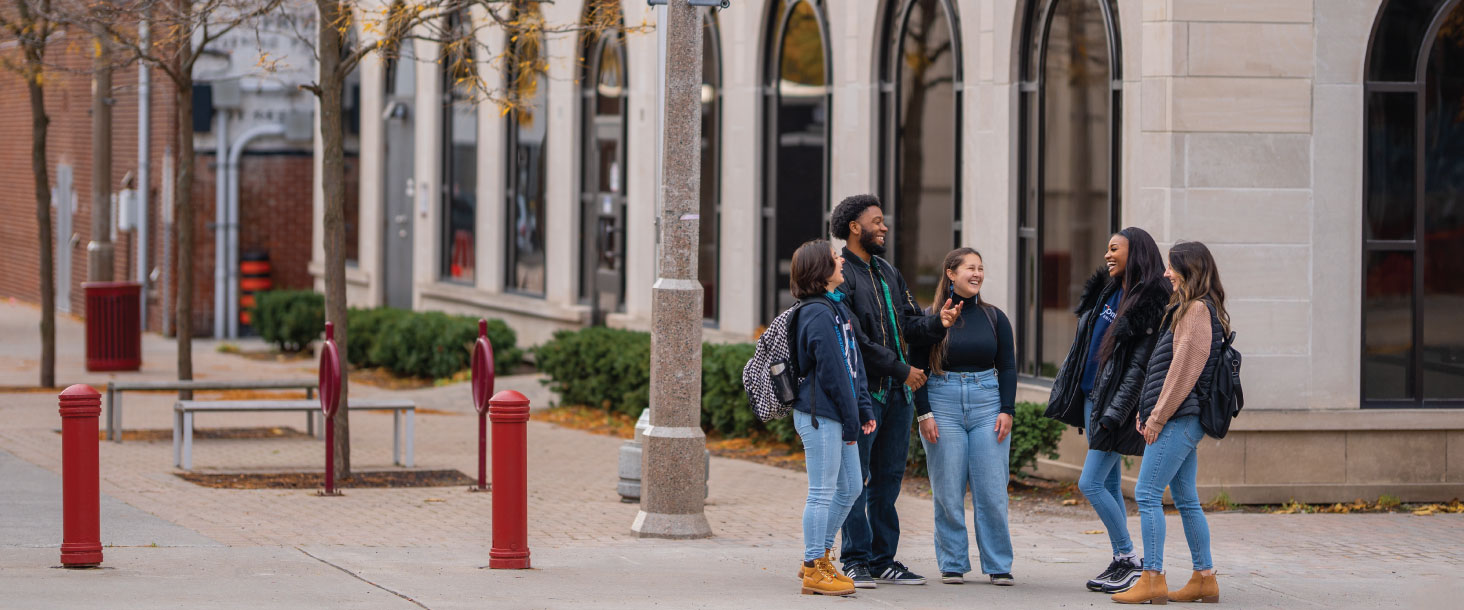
[939,298,964,328]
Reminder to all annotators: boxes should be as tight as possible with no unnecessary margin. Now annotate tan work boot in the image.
[1111,570,1168,604]
[796,550,854,587]
[1168,570,1219,603]
[801,557,856,596]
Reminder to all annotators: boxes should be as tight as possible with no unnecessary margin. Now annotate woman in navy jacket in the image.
[789,239,877,596]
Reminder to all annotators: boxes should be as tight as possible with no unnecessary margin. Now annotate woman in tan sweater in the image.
[1113,242,1229,605]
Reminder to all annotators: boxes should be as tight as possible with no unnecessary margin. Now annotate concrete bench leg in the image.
[173,408,182,468]
[306,411,315,437]
[393,410,401,466]
[182,412,194,471]
[105,387,114,442]
[405,410,415,468]
[114,391,123,444]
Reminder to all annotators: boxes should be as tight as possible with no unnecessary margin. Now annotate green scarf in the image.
[869,258,914,406]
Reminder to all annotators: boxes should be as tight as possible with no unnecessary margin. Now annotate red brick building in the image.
[0,22,317,336]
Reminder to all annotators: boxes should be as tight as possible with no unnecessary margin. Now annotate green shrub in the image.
[253,290,324,353]
[534,327,651,417]
[368,312,523,379]
[346,307,410,367]
[906,402,1065,478]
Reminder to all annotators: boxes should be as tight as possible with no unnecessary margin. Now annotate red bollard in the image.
[488,390,530,569]
[470,320,495,492]
[319,322,343,496]
[58,384,103,567]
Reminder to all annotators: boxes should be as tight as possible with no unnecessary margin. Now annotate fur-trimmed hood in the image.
[1074,267,1171,344]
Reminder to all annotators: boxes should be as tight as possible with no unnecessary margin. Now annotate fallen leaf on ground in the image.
[1061,499,1079,506]
[424,498,446,503]
[1082,530,1104,535]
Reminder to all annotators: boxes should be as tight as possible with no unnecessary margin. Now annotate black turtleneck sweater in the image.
[908,292,1018,416]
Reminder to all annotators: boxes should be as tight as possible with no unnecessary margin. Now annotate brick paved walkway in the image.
[3,302,1463,607]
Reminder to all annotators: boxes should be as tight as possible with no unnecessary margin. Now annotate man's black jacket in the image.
[836,247,945,402]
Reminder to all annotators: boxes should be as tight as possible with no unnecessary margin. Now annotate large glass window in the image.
[440,9,478,283]
[505,3,548,296]
[1016,0,1121,378]
[579,3,629,320]
[879,0,961,309]
[761,0,830,324]
[1363,0,1464,405]
[700,13,722,322]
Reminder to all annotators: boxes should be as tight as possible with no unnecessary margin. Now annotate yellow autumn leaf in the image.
[1061,498,1078,506]
[1082,530,1104,535]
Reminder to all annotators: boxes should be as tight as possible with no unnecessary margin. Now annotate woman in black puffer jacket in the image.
[1043,227,1169,594]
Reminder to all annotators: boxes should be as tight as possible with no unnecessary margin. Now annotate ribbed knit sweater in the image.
[1150,301,1213,426]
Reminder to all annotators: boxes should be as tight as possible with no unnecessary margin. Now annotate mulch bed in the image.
[176,469,477,489]
[67,426,313,442]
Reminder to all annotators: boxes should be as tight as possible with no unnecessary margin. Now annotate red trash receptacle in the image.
[83,282,142,372]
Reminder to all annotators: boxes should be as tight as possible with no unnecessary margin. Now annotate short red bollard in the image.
[470,320,495,492]
[488,390,530,569]
[59,384,103,567]
[319,322,343,496]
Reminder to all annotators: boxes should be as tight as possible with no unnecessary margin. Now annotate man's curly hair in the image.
[830,194,882,241]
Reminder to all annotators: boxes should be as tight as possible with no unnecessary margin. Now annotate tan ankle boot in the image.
[796,551,853,585]
[801,558,855,596]
[1112,571,1168,604]
[1168,571,1219,603]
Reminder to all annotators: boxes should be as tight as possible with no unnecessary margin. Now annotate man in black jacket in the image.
[831,194,945,587]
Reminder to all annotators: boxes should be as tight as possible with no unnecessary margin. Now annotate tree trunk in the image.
[27,56,55,388]
[175,52,195,399]
[317,0,351,480]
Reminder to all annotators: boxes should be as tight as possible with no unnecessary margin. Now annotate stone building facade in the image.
[320,0,1464,502]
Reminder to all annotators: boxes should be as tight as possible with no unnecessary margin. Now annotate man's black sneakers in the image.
[874,561,926,585]
[1086,557,1142,592]
[989,573,1016,586]
[940,572,964,584]
[843,564,877,589]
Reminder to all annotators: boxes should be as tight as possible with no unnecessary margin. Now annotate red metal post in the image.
[471,319,495,491]
[319,322,343,495]
[59,384,103,567]
[488,390,530,569]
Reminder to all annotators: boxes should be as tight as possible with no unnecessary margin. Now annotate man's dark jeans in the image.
[839,389,911,572]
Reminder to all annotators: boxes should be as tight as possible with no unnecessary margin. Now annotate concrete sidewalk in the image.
[3,300,1463,608]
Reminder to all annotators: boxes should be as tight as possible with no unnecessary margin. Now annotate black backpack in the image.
[1199,326,1244,439]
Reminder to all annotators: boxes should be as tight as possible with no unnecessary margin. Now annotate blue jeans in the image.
[1078,397,1135,556]
[1134,415,1212,573]
[795,409,862,562]
[920,370,1013,575]
[839,388,911,571]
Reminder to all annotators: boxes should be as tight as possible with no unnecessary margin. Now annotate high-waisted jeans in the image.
[919,370,1013,575]
[1134,415,1212,573]
[1078,397,1135,556]
[794,409,862,562]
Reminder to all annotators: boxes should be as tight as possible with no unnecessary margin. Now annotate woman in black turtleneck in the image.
[907,248,1018,586]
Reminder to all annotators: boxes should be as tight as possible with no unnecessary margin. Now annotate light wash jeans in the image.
[1078,397,1135,556]
[1134,415,1212,573]
[794,409,862,562]
[919,369,1013,575]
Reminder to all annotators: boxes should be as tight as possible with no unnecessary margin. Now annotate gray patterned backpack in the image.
[742,302,808,422]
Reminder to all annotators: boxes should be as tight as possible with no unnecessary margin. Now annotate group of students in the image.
[786,195,1228,604]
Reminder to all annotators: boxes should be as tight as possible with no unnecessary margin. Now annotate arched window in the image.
[877,0,962,309]
[579,2,629,318]
[761,0,831,324]
[1363,0,1464,406]
[505,2,549,296]
[700,12,723,323]
[440,9,478,283]
[1016,0,1122,378]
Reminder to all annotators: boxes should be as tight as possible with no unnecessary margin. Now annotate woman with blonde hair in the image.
[1114,241,1229,605]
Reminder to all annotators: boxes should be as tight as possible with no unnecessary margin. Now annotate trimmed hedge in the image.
[253,290,324,353]
[535,327,1064,476]
[252,294,523,378]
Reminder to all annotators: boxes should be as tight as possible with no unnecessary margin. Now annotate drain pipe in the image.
[212,111,228,339]
[226,123,286,339]
[136,16,150,329]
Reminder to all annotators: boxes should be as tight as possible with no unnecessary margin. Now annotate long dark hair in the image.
[1166,241,1230,333]
[1096,227,1165,365]
[925,248,982,375]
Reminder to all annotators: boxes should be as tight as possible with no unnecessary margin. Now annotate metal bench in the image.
[106,379,319,443]
[172,399,415,470]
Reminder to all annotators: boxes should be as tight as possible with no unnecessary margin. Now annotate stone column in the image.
[632,0,712,539]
